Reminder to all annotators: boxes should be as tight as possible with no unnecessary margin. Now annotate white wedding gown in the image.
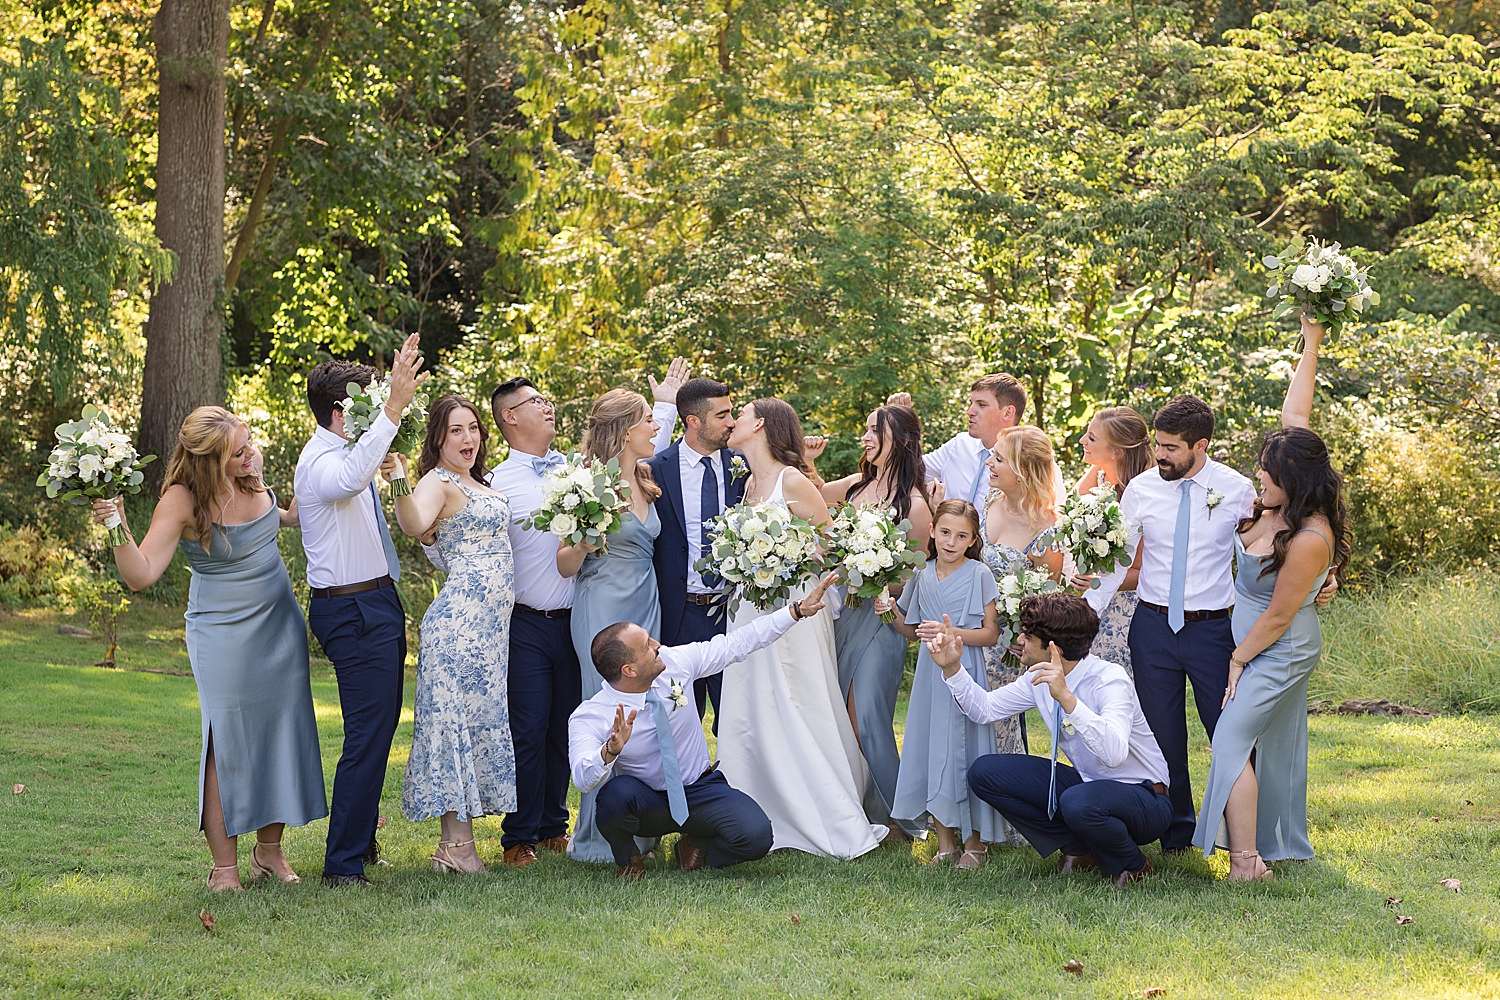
[717,469,888,858]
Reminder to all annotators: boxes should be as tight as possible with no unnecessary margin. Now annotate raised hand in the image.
[605,703,637,759]
[802,435,828,462]
[648,357,691,405]
[385,331,429,422]
[886,392,913,408]
[929,481,946,505]
[797,571,841,617]
[923,620,964,676]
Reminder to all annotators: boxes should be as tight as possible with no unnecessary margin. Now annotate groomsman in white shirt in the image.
[927,593,1173,886]
[1087,395,1256,853]
[570,574,840,879]
[295,333,426,887]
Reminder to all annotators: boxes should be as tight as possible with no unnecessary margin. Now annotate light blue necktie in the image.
[1047,700,1063,819]
[528,451,566,477]
[370,483,401,581]
[967,448,992,506]
[1167,479,1193,632]
[644,688,689,825]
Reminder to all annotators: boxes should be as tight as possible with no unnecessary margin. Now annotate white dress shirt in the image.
[924,429,1068,507]
[679,442,725,594]
[944,654,1170,786]
[487,450,577,610]
[569,607,799,793]
[1088,459,1256,614]
[294,414,400,589]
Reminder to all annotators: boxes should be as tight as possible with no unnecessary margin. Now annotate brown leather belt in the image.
[686,593,726,606]
[310,575,393,600]
[1152,782,1168,796]
[1139,600,1231,622]
[516,603,570,619]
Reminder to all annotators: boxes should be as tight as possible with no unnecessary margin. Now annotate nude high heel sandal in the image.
[249,841,302,884]
[206,863,242,892]
[1227,849,1273,882]
[432,838,484,874]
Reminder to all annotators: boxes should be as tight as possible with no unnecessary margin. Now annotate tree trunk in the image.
[139,0,231,483]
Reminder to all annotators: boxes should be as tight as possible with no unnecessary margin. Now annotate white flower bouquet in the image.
[524,453,632,552]
[1263,237,1379,341]
[1045,483,1131,586]
[340,376,430,495]
[36,405,157,546]
[995,565,1063,651]
[696,500,823,616]
[823,503,925,622]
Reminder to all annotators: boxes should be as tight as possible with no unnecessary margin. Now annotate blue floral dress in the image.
[401,468,518,823]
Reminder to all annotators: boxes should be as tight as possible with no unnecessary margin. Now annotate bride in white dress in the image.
[716,398,888,858]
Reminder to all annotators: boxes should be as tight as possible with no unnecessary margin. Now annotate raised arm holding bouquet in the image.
[38,405,157,546]
[1263,237,1378,341]
[340,375,430,496]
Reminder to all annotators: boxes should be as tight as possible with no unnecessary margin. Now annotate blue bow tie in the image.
[528,452,566,477]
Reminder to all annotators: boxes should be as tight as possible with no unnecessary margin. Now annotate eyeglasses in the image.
[506,394,554,413]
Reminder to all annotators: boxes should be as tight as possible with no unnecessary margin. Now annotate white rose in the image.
[551,512,578,536]
[76,453,104,480]
[750,535,774,559]
[876,548,894,569]
[764,554,782,569]
[1291,263,1322,292]
[752,568,777,588]
[1092,538,1110,557]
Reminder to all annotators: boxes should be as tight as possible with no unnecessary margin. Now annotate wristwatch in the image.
[790,600,804,622]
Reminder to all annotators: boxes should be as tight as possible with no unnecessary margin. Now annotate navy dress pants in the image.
[595,771,773,869]
[677,601,725,736]
[309,585,406,877]
[501,608,582,850]
[968,754,1172,877]
[1129,606,1235,851]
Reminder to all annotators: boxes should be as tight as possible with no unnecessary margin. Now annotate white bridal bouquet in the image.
[824,503,925,621]
[340,376,430,495]
[524,454,632,552]
[995,565,1063,652]
[1263,237,1379,340]
[36,405,157,546]
[1046,483,1132,586]
[696,501,823,616]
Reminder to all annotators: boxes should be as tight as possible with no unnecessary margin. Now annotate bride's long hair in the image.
[748,398,809,475]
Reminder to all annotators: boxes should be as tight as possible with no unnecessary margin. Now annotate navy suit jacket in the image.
[649,441,747,645]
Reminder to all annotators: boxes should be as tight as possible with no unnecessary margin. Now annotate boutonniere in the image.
[729,455,749,482]
[668,679,689,712]
[1205,488,1225,519]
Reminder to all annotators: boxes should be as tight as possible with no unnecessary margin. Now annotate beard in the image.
[1157,454,1194,481]
[704,426,732,452]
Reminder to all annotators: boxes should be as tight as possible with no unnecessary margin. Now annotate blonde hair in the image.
[162,406,265,550]
[580,389,661,503]
[996,425,1057,525]
[1092,406,1152,492]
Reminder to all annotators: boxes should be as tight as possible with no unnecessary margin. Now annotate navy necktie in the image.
[699,455,722,590]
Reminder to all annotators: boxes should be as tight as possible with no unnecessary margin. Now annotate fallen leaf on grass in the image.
[199,909,215,933]
[1395,915,1415,925]
[1063,959,1084,976]
[1384,897,1402,908]
[1242,908,1251,918]
[1464,799,1474,806]
[377,814,387,830]
[11,784,23,795]
[1440,879,1461,892]
[790,914,801,925]
[1142,989,1167,998]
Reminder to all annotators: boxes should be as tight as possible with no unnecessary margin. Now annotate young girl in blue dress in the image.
[879,500,1002,869]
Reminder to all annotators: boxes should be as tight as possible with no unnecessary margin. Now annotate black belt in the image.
[310,575,393,600]
[686,593,726,607]
[1139,600,1231,622]
[515,603,570,619]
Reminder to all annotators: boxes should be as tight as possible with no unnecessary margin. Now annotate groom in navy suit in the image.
[648,377,745,734]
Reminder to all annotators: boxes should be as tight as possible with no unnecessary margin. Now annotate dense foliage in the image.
[3,0,1499,587]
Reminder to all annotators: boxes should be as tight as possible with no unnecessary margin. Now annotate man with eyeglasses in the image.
[421,364,684,868]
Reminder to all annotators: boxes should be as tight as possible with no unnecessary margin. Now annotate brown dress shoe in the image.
[1058,852,1098,874]
[674,836,707,872]
[617,855,647,881]
[1111,858,1155,888]
[538,835,570,854]
[503,844,539,869]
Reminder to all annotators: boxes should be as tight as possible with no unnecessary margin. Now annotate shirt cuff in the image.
[1063,697,1101,734]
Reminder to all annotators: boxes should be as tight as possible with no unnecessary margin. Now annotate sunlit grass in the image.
[1,600,1497,999]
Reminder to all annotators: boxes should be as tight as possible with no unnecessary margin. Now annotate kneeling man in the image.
[925,592,1171,886]
[570,573,838,879]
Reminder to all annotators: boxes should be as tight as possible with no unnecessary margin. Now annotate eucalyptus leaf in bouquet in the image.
[1045,483,1132,585]
[696,501,823,617]
[995,565,1063,651]
[36,405,157,546]
[823,503,925,622]
[339,376,430,495]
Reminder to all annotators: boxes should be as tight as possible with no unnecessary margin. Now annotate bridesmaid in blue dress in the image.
[93,406,324,892]
[1194,318,1349,880]
[812,404,933,839]
[558,388,664,864]
[393,395,517,874]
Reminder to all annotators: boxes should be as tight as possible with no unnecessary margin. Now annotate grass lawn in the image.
[2,601,1498,999]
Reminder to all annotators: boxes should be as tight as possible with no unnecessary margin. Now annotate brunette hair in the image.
[927,499,983,561]
[971,373,1028,418]
[678,377,731,425]
[1092,406,1152,493]
[1018,593,1099,662]
[995,425,1057,525]
[849,405,929,522]
[489,377,538,426]
[1153,395,1215,446]
[581,388,662,503]
[418,395,489,480]
[1237,426,1350,579]
[748,398,808,474]
[306,360,376,428]
[162,406,267,552]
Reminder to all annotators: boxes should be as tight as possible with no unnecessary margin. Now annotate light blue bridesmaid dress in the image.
[567,506,662,863]
[180,492,326,837]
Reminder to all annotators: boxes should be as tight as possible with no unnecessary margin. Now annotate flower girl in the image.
[879,500,1003,869]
